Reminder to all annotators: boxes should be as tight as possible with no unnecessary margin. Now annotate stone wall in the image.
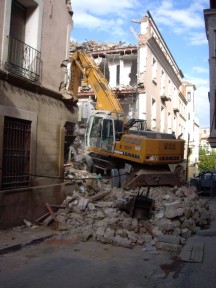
[0,79,77,188]
[0,182,75,229]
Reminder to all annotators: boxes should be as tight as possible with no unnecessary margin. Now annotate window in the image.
[101,119,114,151]
[160,106,165,132]
[102,119,114,143]
[152,57,157,82]
[151,98,156,130]
[10,0,26,42]
[168,79,171,98]
[116,64,120,85]
[160,70,165,95]
[168,112,171,130]
[2,116,31,190]
[90,117,103,138]
[187,91,191,102]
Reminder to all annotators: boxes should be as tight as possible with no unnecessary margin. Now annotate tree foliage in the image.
[198,147,216,171]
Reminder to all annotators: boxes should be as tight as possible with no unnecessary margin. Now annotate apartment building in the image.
[204,0,216,147]
[200,127,212,151]
[182,81,199,177]
[0,0,76,228]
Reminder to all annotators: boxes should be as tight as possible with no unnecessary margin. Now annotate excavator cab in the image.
[86,112,124,153]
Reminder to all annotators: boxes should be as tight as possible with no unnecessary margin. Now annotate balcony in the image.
[160,94,170,101]
[6,35,41,83]
[173,107,180,113]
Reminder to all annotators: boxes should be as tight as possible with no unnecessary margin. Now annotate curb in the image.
[0,234,56,256]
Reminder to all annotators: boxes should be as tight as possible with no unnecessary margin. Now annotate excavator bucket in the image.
[123,167,181,189]
[125,192,154,219]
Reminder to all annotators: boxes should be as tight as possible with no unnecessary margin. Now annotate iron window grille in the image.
[2,116,31,190]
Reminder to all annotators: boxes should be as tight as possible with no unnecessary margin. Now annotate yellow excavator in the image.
[68,48,185,188]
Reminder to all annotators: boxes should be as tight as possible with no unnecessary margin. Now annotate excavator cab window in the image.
[114,119,124,141]
[90,117,103,138]
[101,119,114,151]
[89,116,103,148]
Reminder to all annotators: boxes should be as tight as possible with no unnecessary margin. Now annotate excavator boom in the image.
[69,49,123,114]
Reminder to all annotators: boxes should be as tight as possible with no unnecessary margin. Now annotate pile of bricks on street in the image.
[39,162,212,253]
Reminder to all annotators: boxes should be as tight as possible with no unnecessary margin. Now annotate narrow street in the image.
[0,197,216,288]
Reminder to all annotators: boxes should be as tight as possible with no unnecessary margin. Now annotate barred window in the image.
[2,116,31,190]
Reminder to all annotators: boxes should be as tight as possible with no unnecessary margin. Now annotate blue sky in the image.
[71,0,210,128]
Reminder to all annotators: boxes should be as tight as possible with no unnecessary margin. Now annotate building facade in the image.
[182,81,199,178]
[199,127,212,151]
[204,1,216,147]
[0,0,77,228]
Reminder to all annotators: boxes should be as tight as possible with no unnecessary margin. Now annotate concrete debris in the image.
[70,40,138,94]
[70,40,136,53]
[35,165,213,253]
[23,219,32,228]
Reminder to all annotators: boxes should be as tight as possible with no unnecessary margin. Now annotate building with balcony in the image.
[0,0,76,228]
[204,0,216,147]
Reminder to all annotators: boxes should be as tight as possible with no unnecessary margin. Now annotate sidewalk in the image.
[0,225,57,255]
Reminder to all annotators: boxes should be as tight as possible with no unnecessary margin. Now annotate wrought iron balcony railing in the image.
[6,35,41,83]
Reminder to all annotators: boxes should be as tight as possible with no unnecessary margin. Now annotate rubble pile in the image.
[70,40,136,53]
[51,168,212,252]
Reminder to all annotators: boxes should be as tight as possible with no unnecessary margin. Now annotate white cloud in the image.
[189,32,208,46]
[153,0,204,28]
[192,66,209,73]
[73,11,126,38]
[72,0,140,18]
[71,0,141,39]
[151,0,207,46]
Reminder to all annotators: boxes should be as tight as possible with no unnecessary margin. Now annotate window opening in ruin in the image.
[116,64,120,85]
[129,59,137,85]
[99,59,110,82]
[2,116,31,190]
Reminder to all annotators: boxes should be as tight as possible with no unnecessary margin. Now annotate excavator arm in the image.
[68,49,123,115]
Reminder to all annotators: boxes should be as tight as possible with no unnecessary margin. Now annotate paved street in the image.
[0,197,216,288]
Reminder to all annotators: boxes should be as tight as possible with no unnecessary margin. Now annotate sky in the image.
[71,0,210,128]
